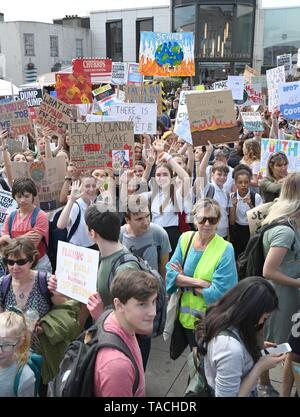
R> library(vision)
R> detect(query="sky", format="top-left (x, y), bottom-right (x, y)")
top-left (1, 0), bottom-right (300, 23)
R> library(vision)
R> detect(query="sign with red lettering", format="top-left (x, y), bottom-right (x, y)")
top-left (243, 84), bottom-right (262, 106)
top-left (72, 58), bottom-right (112, 84)
top-left (0, 100), bottom-right (32, 136)
top-left (36, 93), bottom-right (71, 135)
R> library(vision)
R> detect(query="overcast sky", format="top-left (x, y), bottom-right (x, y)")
top-left (1, 0), bottom-right (300, 23)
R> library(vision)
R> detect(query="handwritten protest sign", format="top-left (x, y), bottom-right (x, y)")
top-left (19, 88), bottom-right (43, 107)
top-left (247, 202), bottom-right (274, 236)
top-left (0, 100), bottom-right (32, 136)
top-left (243, 84), bottom-right (262, 106)
top-left (241, 112), bottom-right (264, 131)
top-left (277, 54), bottom-right (292, 74)
top-left (36, 93), bottom-right (71, 135)
top-left (56, 73), bottom-right (93, 104)
top-left (69, 121), bottom-right (134, 171)
top-left (72, 58), bottom-right (112, 84)
top-left (186, 90), bottom-right (239, 147)
top-left (0, 190), bottom-right (17, 235)
top-left (109, 103), bottom-right (157, 134)
top-left (278, 81), bottom-right (300, 119)
top-left (213, 80), bottom-right (228, 90)
top-left (243, 65), bottom-right (259, 85)
top-left (266, 66), bottom-right (286, 112)
top-left (227, 76), bottom-right (245, 101)
top-left (111, 62), bottom-right (127, 85)
top-left (260, 138), bottom-right (300, 175)
top-left (56, 241), bottom-right (99, 304)
top-left (11, 156), bottom-right (66, 211)
top-left (124, 83), bottom-right (162, 116)
top-left (174, 90), bottom-right (202, 145)
top-left (127, 63), bottom-right (143, 85)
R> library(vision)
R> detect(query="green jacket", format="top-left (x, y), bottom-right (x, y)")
top-left (35, 300), bottom-right (81, 384)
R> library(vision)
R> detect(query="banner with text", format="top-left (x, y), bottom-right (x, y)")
top-left (243, 83), bottom-right (262, 106)
top-left (19, 88), bottom-right (43, 107)
top-left (124, 83), bottom-right (162, 116)
top-left (260, 138), bottom-right (300, 175)
top-left (278, 81), bottom-right (300, 120)
top-left (277, 54), bottom-right (292, 74)
top-left (111, 62), bottom-right (127, 85)
top-left (241, 112), bottom-right (264, 131)
top-left (0, 100), bottom-right (32, 136)
top-left (72, 58), bottom-right (112, 84)
top-left (213, 80), bottom-right (228, 90)
top-left (174, 90), bottom-right (203, 145)
top-left (109, 103), bottom-right (157, 134)
top-left (36, 93), bottom-right (71, 135)
top-left (266, 66), bottom-right (286, 112)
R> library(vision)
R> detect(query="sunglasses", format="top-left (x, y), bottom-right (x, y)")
top-left (3, 258), bottom-right (30, 266)
top-left (196, 216), bottom-right (219, 225)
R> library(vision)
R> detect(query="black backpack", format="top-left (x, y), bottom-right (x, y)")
top-left (237, 219), bottom-right (294, 280)
top-left (47, 309), bottom-right (139, 397)
top-left (108, 250), bottom-right (167, 338)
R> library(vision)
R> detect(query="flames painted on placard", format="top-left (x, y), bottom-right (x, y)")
top-left (191, 116), bottom-right (236, 132)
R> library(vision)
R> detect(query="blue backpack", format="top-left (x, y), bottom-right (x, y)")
top-left (14, 352), bottom-right (43, 397)
top-left (8, 207), bottom-right (47, 248)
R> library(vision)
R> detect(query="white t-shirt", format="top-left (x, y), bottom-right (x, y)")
top-left (231, 190), bottom-right (263, 226)
top-left (206, 165), bottom-right (234, 194)
top-left (67, 198), bottom-right (95, 247)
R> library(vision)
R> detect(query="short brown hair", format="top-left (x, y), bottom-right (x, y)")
top-left (124, 195), bottom-right (149, 220)
top-left (211, 162), bottom-right (229, 175)
top-left (110, 269), bottom-right (158, 306)
top-left (2, 238), bottom-right (39, 267)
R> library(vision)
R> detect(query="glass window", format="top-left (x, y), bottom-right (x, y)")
top-left (174, 5), bottom-right (195, 32)
top-left (106, 20), bottom-right (123, 62)
top-left (75, 39), bottom-right (83, 57)
top-left (136, 18), bottom-right (153, 62)
top-left (24, 33), bottom-right (35, 56)
top-left (50, 36), bottom-right (59, 57)
top-left (232, 5), bottom-right (254, 58)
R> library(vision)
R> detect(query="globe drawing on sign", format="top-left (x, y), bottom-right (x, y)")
top-left (155, 41), bottom-right (184, 69)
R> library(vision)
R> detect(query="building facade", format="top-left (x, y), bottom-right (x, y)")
top-left (0, 19), bottom-right (91, 85)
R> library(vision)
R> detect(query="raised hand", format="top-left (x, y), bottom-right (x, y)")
top-left (69, 180), bottom-right (83, 201)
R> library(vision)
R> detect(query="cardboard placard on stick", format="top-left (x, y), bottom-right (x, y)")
top-left (186, 90), bottom-right (239, 147)
top-left (124, 84), bottom-right (162, 116)
top-left (69, 121), bottom-right (135, 171)
top-left (0, 100), bottom-right (32, 136)
top-left (241, 112), bottom-right (264, 131)
top-left (247, 202), bottom-right (274, 236)
top-left (36, 93), bottom-right (71, 135)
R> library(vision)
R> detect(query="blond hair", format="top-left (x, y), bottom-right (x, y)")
top-left (0, 311), bottom-right (30, 367)
top-left (243, 138), bottom-right (261, 163)
top-left (192, 198), bottom-right (221, 220)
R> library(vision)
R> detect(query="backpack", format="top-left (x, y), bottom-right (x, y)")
top-left (0, 176), bottom-right (11, 192)
top-left (47, 202), bottom-right (81, 271)
top-left (0, 271), bottom-right (52, 307)
top-left (108, 251), bottom-right (167, 338)
top-left (47, 309), bottom-right (140, 397)
top-left (14, 352), bottom-right (43, 397)
top-left (184, 329), bottom-right (240, 397)
top-left (237, 219), bottom-right (294, 280)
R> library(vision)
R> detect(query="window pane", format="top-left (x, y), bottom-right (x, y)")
top-left (24, 33), bottom-right (35, 56)
top-left (106, 21), bottom-right (123, 62)
top-left (174, 5), bottom-right (195, 32)
top-left (50, 36), bottom-right (59, 57)
top-left (233, 5), bottom-right (254, 58)
top-left (76, 39), bottom-right (83, 57)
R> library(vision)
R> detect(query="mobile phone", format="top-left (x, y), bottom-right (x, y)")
top-left (261, 343), bottom-right (292, 356)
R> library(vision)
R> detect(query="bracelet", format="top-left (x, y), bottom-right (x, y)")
top-left (165, 154), bottom-right (173, 162)
top-left (64, 176), bottom-right (72, 182)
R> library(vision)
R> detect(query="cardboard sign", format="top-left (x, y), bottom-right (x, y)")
top-left (241, 112), bottom-right (264, 132)
top-left (0, 100), bottom-right (32, 136)
top-left (227, 76), bottom-right (245, 101)
top-left (277, 54), bottom-right (292, 74)
top-left (174, 90), bottom-right (202, 145)
top-left (260, 138), bottom-right (300, 175)
top-left (56, 241), bottom-right (99, 304)
top-left (247, 202), bottom-right (274, 236)
top-left (213, 80), bottom-right (228, 90)
top-left (19, 88), bottom-right (43, 107)
top-left (72, 58), bottom-right (112, 84)
top-left (7, 138), bottom-right (23, 155)
top-left (109, 103), bottom-right (157, 134)
top-left (244, 65), bottom-right (259, 85)
top-left (0, 190), bottom-right (17, 235)
top-left (111, 62), bottom-right (127, 85)
top-left (127, 63), bottom-right (143, 85)
top-left (186, 90), bottom-right (239, 147)
top-left (278, 81), bottom-right (300, 119)
top-left (11, 156), bottom-right (66, 211)
top-left (56, 73), bottom-right (93, 104)
top-left (266, 66), bottom-right (286, 112)
top-left (124, 83), bottom-right (162, 116)
top-left (139, 31), bottom-right (195, 76)
top-left (69, 121), bottom-right (134, 171)
top-left (36, 93), bottom-right (71, 135)
top-left (243, 84), bottom-right (262, 106)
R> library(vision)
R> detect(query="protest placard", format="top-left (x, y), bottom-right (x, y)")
top-left (213, 80), bottom-right (228, 90)
top-left (278, 81), bottom-right (300, 119)
top-left (277, 54), bottom-right (292, 74)
top-left (56, 241), bottom-right (99, 304)
top-left (194, 85), bottom-right (205, 91)
top-left (69, 121), bottom-right (134, 171)
top-left (0, 100), bottom-right (32, 136)
top-left (111, 62), bottom-right (127, 85)
top-left (36, 93), bottom-right (71, 135)
top-left (247, 202), bottom-right (274, 236)
top-left (109, 103), bottom-right (157, 134)
top-left (139, 32), bottom-right (195, 76)
top-left (185, 90), bottom-right (239, 147)
top-left (266, 66), bottom-right (286, 112)
top-left (56, 73), bottom-right (93, 105)
top-left (124, 83), bottom-right (162, 115)
top-left (11, 156), bottom-right (66, 211)
top-left (243, 84), bottom-right (262, 106)
top-left (252, 75), bottom-right (267, 89)
top-left (260, 138), bottom-right (300, 175)
top-left (227, 76), bottom-right (245, 101)
top-left (174, 90), bottom-right (202, 145)
top-left (0, 190), bottom-right (17, 235)
top-left (243, 65), bottom-right (259, 85)
top-left (241, 112), bottom-right (264, 131)
top-left (19, 88), bottom-right (43, 107)
top-left (92, 84), bottom-right (118, 112)
top-left (127, 63), bottom-right (143, 85)
top-left (72, 58), bottom-right (112, 84)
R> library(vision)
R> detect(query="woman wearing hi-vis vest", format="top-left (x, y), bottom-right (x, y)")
top-left (166, 198), bottom-right (238, 349)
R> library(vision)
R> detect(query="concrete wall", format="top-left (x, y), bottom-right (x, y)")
top-left (252, 0), bottom-right (264, 73)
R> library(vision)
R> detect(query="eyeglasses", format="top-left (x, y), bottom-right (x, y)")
top-left (196, 216), bottom-right (219, 225)
top-left (0, 341), bottom-right (19, 353)
top-left (3, 258), bottom-right (30, 266)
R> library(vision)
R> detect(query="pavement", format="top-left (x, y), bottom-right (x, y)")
top-left (145, 335), bottom-right (295, 397)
